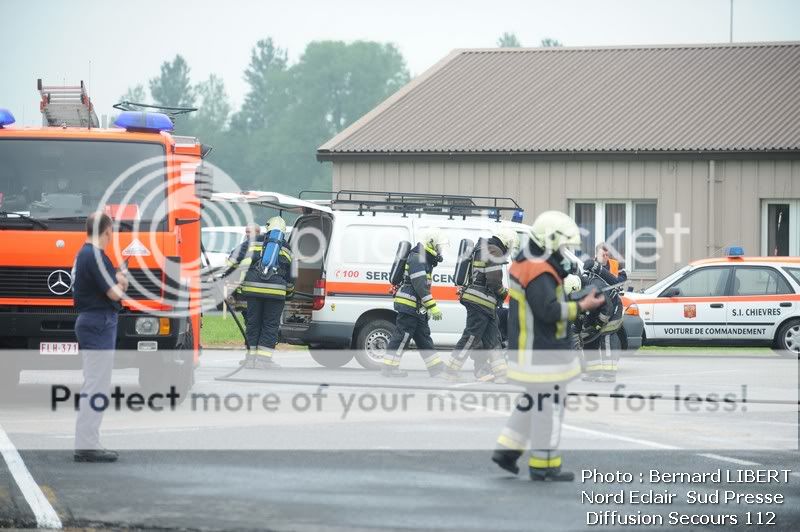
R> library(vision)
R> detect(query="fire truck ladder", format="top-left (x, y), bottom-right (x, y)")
top-left (38, 78), bottom-right (99, 128)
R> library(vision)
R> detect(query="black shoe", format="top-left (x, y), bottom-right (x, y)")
top-left (595, 373), bottom-right (616, 383)
top-left (381, 366), bottom-right (408, 377)
top-left (443, 369), bottom-right (462, 382)
top-left (428, 364), bottom-right (445, 378)
top-left (529, 467), bottom-right (575, 481)
top-left (581, 373), bottom-right (599, 382)
top-left (491, 450), bottom-right (521, 475)
top-left (74, 449), bottom-right (119, 463)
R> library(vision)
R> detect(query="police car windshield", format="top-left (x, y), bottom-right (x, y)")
top-left (643, 265), bottom-right (692, 294)
top-left (0, 139), bottom-right (166, 223)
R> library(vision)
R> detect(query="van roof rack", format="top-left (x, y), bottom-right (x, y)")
top-left (299, 190), bottom-right (521, 221)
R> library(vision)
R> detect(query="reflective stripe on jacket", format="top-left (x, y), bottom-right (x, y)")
top-left (393, 244), bottom-right (437, 315)
top-left (507, 259), bottom-right (581, 384)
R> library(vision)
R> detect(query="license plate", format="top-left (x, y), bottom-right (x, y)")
top-left (39, 342), bottom-right (79, 355)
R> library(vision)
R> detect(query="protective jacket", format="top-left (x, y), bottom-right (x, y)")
top-left (226, 235), bottom-right (295, 300)
top-left (461, 236), bottom-right (508, 313)
top-left (506, 242), bottom-right (581, 384)
top-left (393, 243), bottom-right (439, 316)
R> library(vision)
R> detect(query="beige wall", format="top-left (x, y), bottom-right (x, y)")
top-left (332, 158), bottom-right (800, 285)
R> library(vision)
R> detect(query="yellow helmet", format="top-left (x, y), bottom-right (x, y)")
top-left (494, 227), bottom-right (520, 254)
top-left (529, 211), bottom-right (581, 252)
top-left (266, 216), bottom-right (287, 233)
top-left (563, 274), bottom-right (582, 295)
top-left (419, 227), bottom-right (449, 256)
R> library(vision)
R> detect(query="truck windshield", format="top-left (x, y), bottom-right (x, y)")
top-left (0, 139), bottom-right (166, 225)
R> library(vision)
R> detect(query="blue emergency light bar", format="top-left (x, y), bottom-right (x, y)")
top-left (512, 209), bottom-right (524, 223)
top-left (725, 246), bottom-right (745, 257)
top-left (0, 108), bottom-right (15, 128)
top-left (114, 111), bottom-right (173, 132)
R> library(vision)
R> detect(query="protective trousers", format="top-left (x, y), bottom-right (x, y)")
top-left (245, 296), bottom-right (285, 359)
top-left (495, 384), bottom-right (567, 473)
top-left (583, 332), bottom-right (620, 378)
top-left (385, 312), bottom-right (443, 374)
top-left (446, 302), bottom-right (507, 378)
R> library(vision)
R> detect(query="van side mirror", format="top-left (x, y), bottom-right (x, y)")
top-left (661, 287), bottom-right (681, 298)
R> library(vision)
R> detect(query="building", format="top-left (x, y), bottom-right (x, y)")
top-left (317, 42), bottom-right (800, 284)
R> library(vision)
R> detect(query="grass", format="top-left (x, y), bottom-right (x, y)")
top-left (201, 314), bottom-right (308, 351)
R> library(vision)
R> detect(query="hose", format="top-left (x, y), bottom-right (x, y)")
top-left (199, 242), bottom-right (251, 380)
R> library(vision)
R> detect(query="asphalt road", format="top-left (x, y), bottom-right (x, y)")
top-left (1, 349), bottom-right (798, 531)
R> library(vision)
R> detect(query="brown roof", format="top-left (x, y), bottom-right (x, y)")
top-left (318, 42), bottom-right (800, 158)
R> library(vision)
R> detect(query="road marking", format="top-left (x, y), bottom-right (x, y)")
top-left (0, 423), bottom-right (62, 529)
top-left (562, 424), bottom-right (679, 450)
top-left (697, 453), bottom-right (761, 466)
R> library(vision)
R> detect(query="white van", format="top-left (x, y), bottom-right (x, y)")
top-left (281, 191), bottom-right (531, 369)
top-left (201, 226), bottom-right (248, 272)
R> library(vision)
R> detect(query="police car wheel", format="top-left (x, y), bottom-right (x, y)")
top-left (775, 319), bottom-right (800, 357)
top-left (354, 319), bottom-right (395, 370)
top-left (309, 349), bottom-right (354, 368)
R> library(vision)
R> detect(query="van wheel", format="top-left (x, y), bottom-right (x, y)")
top-left (139, 323), bottom-right (196, 403)
top-left (774, 319), bottom-right (800, 358)
top-left (309, 350), bottom-right (354, 368)
top-left (354, 319), bottom-right (396, 370)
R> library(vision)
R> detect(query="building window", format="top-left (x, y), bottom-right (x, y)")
top-left (762, 200), bottom-right (799, 256)
top-left (570, 200), bottom-right (657, 272)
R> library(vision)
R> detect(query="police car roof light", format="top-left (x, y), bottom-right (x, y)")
top-left (113, 111), bottom-right (174, 132)
top-left (0, 108), bottom-right (16, 128)
top-left (512, 209), bottom-right (524, 223)
top-left (725, 246), bottom-right (745, 257)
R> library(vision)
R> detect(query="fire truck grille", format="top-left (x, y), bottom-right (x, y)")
top-left (0, 267), bottom-right (163, 300)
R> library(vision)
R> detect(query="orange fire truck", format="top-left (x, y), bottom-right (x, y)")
top-left (0, 80), bottom-right (210, 397)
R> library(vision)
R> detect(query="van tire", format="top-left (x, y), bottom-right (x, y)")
top-left (309, 350), bottom-right (354, 368)
top-left (774, 318), bottom-right (800, 358)
top-left (354, 319), bottom-right (396, 370)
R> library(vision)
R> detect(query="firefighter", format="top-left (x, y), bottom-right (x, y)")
top-left (446, 228), bottom-right (519, 383)
top-left (383, 229), bottom-right (448, 378)
top-left (226, 216), bottom-right (294, 369)
top-left (491, 211), bottom-right (604, 481)
top-left (581, 243), bottom-right (626, 383)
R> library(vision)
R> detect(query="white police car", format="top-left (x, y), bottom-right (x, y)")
top-left (623, 247), bottom-right (800, 354)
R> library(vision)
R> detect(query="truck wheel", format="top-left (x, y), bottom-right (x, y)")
top-left (774, 319), bottom-right (800, 358)
top-left (354, 319), bottom-right (396, 370)
top-left (139, 323), bottom-right (196, 403)
top-left (309, 349), bottom-right (354, 368)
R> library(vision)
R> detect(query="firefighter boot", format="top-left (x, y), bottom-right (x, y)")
top-left (381, 366), bottom-right (408, 377)
top-left (491, 449), bottom-right (521, 475)
top-left (250, 356), bottom-right (281, 370)
top-left (530, 467), bottom-right (576, 482)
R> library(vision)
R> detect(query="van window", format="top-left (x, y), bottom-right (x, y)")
top-left (340, 224), bottom-right (411, 264)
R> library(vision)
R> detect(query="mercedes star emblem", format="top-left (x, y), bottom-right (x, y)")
top-left (47, 270), bottom-right (72, 295)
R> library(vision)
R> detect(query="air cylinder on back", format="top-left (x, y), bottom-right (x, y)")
top-left (389, 241), bottom-right (412, 286)
top-left (453, 238), bottom-right (475, 287)
top-left (261, 228), bottom-right (285, 275)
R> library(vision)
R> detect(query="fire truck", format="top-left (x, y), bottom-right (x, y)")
top-left (0, 80), bottom-right (211, 398)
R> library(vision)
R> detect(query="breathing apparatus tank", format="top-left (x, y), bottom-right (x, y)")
top-left (453, 238), bottom-right (476, 287)
top-left (260, 228), bottom-right (285, 277)
top-left (389, 241), bottom-right (412, 287)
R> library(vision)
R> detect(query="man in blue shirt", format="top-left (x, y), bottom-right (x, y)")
top-left (71, 212), bottom-right (128, 463)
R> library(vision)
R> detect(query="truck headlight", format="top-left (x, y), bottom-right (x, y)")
top-left (135, 317), bottom-right (160, 335)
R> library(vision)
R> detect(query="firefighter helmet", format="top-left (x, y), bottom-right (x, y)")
top-left (419, 228), bottom-right (449, 256)
top-left (529, 211), bottom-right (581, 252)
top-left (564, 274), bottom-right (582, 295)
top-left (494, 227), bottom-right (520, 254)
top-left (266, 216), bottom-right (287, 233)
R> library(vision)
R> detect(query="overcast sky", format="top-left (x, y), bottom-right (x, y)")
top-left (1, 0), bottom-right (798, 126)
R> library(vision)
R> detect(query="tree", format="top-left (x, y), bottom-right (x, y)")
top-left (194, 74), bottom-right (231, 131)
top-left (497, 32), bottom-right (522, 48)
top-left (540, 37), bottom-right (563, 47)
top-left (149, 55), bottom-right (196, 109)
top-left (232, 38), bottom-right (289, 131)
top-left (120, 84), bottom-right (147, 104)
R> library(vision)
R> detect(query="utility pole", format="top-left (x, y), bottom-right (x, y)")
top-left (729, 0), bottom-right (734, 43)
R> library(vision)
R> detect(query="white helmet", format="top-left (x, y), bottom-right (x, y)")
top-left (529, 211), bottom-right (581, 253)
top-left (266, 216), bottom-right (287, 233)
top-left (563, 274), bottom-right (582, 295)
top-left (419, 227), bottom-right (449, 256)
top-left (494, 227), bottom-right (520, 254)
